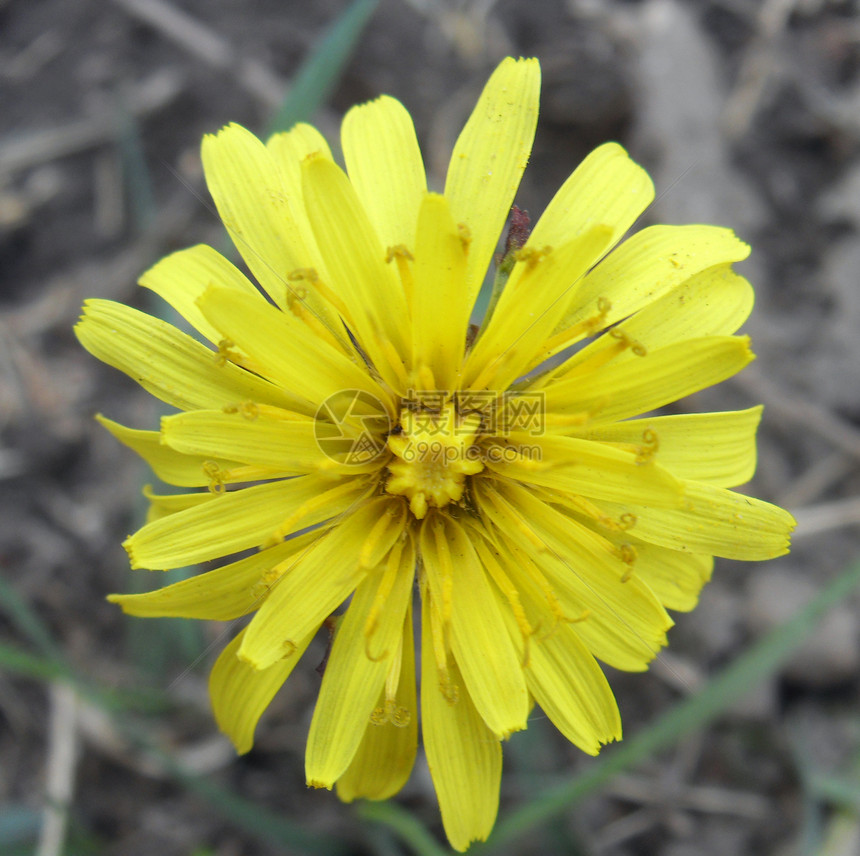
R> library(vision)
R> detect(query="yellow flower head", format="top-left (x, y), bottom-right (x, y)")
top-left (75, 58), bottom-right (795, 851)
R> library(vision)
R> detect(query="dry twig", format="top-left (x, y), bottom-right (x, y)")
top-left (0, 70), bottom-right (183, 176)
top-left (722, 0), bottom-right (800, 139)
top-left (733, 369), bottom-right (860, 461)
top-left (36, 682), bottom-right (80, 856)
top-left (792, 495), bottom-right (860, 539)
top-left (110, 0), bottom-right (285, 108)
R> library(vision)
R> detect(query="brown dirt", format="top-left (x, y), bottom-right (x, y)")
top-left (3, 0), bottom-right (860, 854)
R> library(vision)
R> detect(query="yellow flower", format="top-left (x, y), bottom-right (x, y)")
top-left (75, 57), bottom-right (795, 851)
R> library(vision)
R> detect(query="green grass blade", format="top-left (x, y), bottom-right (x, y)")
top-left (0, 605), bottom-right (169, 715)
top-left (0, 642), bottom-right (67, 681)
top-left (0, 637), bottom-right (345, 855)
top-left (148, 746), bottom-right (353, 855)
top-left (356, 801), bottom-right (451, 856)
top-left (0, 572), bottom-right (64, 660)
top-left (115, 99), bottom-right (157, 232)
top-left (266, 0), bottom-right (379, 136)
top-left (124, 568), bottom-right (206, 682)
top-left (477, 558), bottom-right (860, 852)
top-left (810, 774), bottom-right (860, 810)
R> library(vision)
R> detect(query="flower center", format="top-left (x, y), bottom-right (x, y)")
top-left (384, 400), bottom-right (485, 519)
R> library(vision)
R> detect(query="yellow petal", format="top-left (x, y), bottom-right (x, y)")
top-left (486, 433), bottom-right (683, 508)
top-left (544, 336), bottom-right (755, 425)
top-left (301, 154), bottom-right (411, 388)
top-left (267, 122), bottom-right (333, 195)
top-left (513, 540), bottom-right (664, 672)
top-left (125, 475), bottom-right (370, 570)
top-left (516, 613), bottom-right (622, 753)
top-left (266, 122), bottom-right (333, 230)
top-left (201, 124), bottom-right (312, 308)
top-left (621, 543), bottom-right (713, 612)
top-left (196, 285), bottom-right (391, 411)
top-left (564, 264), bottom-right (754, 374)
top-left (612, 264), bottom-right (754, 347)
top-left (556, 224), bottom-right (750, 334)
top-left (411, 193), bottom-right (471, 391)
top-left (420, 516), bottom-right (528, 738)
top-left (582, 407), bottom-right (762, 488)
top-left (264, 123), bottom-right (351, 345)
top-left (109, 530), bottom-right (327, 620)
top-left (342, 95), bottom-right (427, 251)
top-left (142, 486), bottom-right (216, 523)
top-left (445, 57), bottom-right (540, 304)
top-left (138, 244), bottom-right (259, 344)
top-left (421, 596), bottom-right (501, 852)
top-left (477, 482), bottom-right (672, 671)
top-left (75, 300), bottom-right (297, 413)
top-left (239, 499), bottom-right (397, 671)
top-left (336, 602), bottom-right (418, 802)
top-left (600, 480), bottom-right (795, 560)
top-left (529, 142), bottom-right (654, 253)
top-left (160, 407), bottom-right (362, 475)
top-left (464, 226), bottom-right (612, 390)
top-left (210, 627), bottom-right (315, 754)
top-left (306, 538), bottom-right (415, 787)
top-left (96, 414), bottom-right (245, 487)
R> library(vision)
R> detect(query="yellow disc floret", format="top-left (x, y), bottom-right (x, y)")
top-left (385, 400), bottom-right (485, 519)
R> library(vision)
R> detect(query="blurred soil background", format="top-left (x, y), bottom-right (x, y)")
top-left (3, 0), bottom-right (860, 854)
